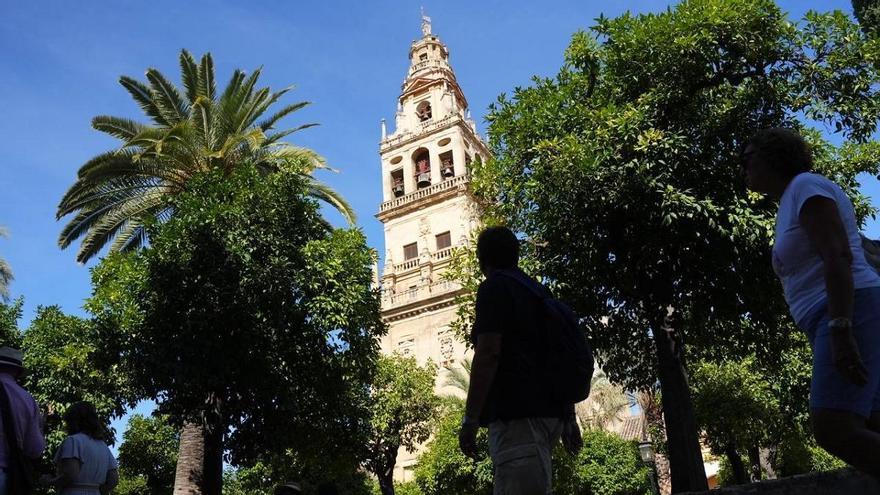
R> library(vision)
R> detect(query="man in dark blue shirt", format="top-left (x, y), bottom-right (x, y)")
top-left (458, 226), bottom-right (581, 494)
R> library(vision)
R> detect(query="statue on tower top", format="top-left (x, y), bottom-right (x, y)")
top-left (420, 7), bottom-right (432, 36)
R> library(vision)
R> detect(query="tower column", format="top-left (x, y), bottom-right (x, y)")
top-left (452, 134), bottom-right (468, 177)
top-left (429, 145), bottom-right (442, 186)
top-left (404, 148), bottom-right (417, 194)
top-left (382, 159), bottom-right (392, 199)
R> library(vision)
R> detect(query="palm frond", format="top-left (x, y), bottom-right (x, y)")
top-left (241, 86), bottom-right (292, 129)
top-left (197, 53), bottom-right (216, 101)
top-left (0, 259), bottom-right (12, 302)
top-left (146, 68), bottom-right (189, 123)
top-left (179, 49), bottom-right (200, 104)
top-left (264, 145), bottom-right (330, 172)
top-left (73, 191), bottom-right (168, 263)
top-left (119, 76), bottom-right (168, 126)
top-left (303, 179), bottom-right (356, 225)
top-left (92, 116), bottom-right (147, 141)
top-left (0, 227), bottom-right (12, 301)
top-left (258, 101), bottom-right (311, 132)
top-left (263, 124), bottom-right (319, 146)
top-left (191, 96), bottom-right (215, 151)
top-left (109, 219), bottom-right (149, 253)
top-left (58, 178), bottom-right (172, 248)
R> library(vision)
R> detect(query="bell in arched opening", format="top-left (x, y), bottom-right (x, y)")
top-left (414, 149), bottom-right (431, 188)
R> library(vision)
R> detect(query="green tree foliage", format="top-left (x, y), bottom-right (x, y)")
top-left (474, 1), bottom-right (880, 490)
top-left (414, 401), bottom-right (493, 495)
top-left (223, 461), bottom-right (375, 495)
top-left (90, 165), bottom-right (383, 493)
top-left (364, 355), bottom-right (440, 495)
top-left (553, 429), bottom-right (651, 495)
top-left (22, 306), bottom-right (138, 450)
top-left (117, 414), bottom-right (180, 495)
top-left (0, 298), bottom-right (23, 348)
top-left (0, 227), bottom-right (13, 301)
top-left (854, 0), bottom-right (880, 33)
top-left (57, 49), bottom-right (354, 264)
top-left (691, 358), bottom-right (782, 483)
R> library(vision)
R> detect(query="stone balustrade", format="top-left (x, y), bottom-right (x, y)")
top-left (380, 174), bottom-right (469, 213)
top-left (432, 247), bottom-right (455, 261)
top-left (383, 279), bottom-right (460, 308)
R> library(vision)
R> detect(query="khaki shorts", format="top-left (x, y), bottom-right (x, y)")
top-left (488, 417), bottom-right (562, 495)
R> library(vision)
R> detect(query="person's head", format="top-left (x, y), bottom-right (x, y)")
top-left (476, 226), bottom-right (520, 275)
top-left (0, 346), bottom-right (24, 378)
top-left (63, 401), bottom-right (103, 439)
top-left (741, 127), bottom-right (813, 197)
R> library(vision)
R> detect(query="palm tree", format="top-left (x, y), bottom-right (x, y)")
top-left (576, 371), bottom-right (631, 430)
top-left (57, 50), bottom-right (357, 495)
top-left (441, 357), bottom-right (472, 406)
top-left (57, 49), bottom-right (355, 264)
top-left (0, 227), bottom-right (13, 301)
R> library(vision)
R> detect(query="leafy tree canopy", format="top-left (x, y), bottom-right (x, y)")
top-left (854, 0), bottom-right (880, 33)
top-left (414, 401), bottom-right (493, 495)
top-left (117, 414), bottom-right (180, 495)
top-left (553, 429), bottom-right (651, 495)
top-left (89, 164), bottom-right (383, 475)
top-left (478, 0), bottom-right (880, 389)
top-left (364, 355), bottom-right (439, 495)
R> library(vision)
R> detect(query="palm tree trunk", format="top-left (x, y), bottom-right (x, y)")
top-left (173, 422), bottom-right (205, 495)
top-left (172, 420), bottom-right (224, 495)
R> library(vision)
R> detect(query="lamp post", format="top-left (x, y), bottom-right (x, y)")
top-left (639, 441), bottom-right (660, 495)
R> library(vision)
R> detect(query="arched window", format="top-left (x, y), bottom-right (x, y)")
top-left (416, 101), bottom-right (432, 122)
top-left (413, 148), bottom-right (431, 188)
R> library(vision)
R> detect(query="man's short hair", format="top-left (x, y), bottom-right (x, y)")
top-left (745, 127), bottom-right (813, 179)
top-left (477, 226), bottom-right (520, 270)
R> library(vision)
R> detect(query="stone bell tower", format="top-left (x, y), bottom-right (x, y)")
top-left (376, 12), bottom-right (490, 481)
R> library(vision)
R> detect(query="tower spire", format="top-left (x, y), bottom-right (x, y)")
top-left (420, 7), bottom-right (432, 36)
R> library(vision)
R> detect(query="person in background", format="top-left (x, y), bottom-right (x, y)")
top-left (0, 346), bottom-right (45, 495)
top-left (43, 401), bottom-right (118, 495)
top-left (741, 127), bottom-right (880, 475)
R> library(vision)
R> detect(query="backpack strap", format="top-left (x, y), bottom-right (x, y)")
top-left (495, 269), bottom-right (549, 300)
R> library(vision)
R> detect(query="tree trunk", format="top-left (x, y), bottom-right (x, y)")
top-left (378, 468), bottom-right (395, 495)
top-left (748, 444), bottom-right (762, 482)
top-left (725, 444), bottom-right (748, 485)
top-left (760, 446), bottom-right (778, 480)
top-left (202, 422), bottom-right (224, 495)
top-left (173, 422), bottom-right (205, 495)
top-left (653, 324), bottom-right (708, 493)
top-left (172, 420), bottom-right (224, 495)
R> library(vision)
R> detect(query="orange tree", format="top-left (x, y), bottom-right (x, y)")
top-left (475, 1), bottom-right (880, 491)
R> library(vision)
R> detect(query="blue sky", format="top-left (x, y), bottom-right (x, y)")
top-left (0, 0), bottom-right (869, 438)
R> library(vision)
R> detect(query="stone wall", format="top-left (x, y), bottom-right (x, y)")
top-left (681, 469), bottom-right (880, 495)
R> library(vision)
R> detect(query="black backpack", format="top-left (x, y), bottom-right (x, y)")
top-left (497, 270), bottom-right (594, 404)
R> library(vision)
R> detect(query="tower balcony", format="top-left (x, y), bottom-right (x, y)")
top-left (377, 174), bottom-right (469, 220)
top-left (382, 278), bottom-right (461, 310)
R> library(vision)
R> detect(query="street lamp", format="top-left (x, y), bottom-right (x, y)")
top-left (639, 441), bottom-right (660, 495)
